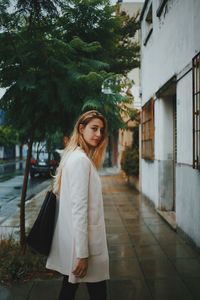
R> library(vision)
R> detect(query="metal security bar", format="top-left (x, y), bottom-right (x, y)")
top-left (192, 52), bottom-right (200, 169)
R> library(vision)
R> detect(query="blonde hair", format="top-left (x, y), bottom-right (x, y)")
top-left (53, 110), bottom-right (108, 195)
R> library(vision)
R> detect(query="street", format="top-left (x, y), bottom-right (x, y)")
top-left (0, 160), bottom-right (52, 225)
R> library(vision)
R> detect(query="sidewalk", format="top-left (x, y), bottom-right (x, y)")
top-left (1, 173), bottom-right (200, 299)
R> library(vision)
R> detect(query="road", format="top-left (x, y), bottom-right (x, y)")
top-left (0, 160), bottom-right (52, 225)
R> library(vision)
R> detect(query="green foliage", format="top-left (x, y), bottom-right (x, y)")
top-left (0, 237), bottom-right (56, 285)
top-left (58, 0), bottom-right (140, 75)
top-left (0, 126), bottom-right (19, 146)
top-left (0, 0), bottom-right (140, 138)
top-left (83, 75), bottom-right (134, 132)
top-left (121, 146), bottom-right (139, 177)
top-left (0, 26), bottom-right (107, 140)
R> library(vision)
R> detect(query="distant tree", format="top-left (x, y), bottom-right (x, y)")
top-left (0, 126), bottom-right (19, 146)
top-left (121, 146), bottom-right (139, 183)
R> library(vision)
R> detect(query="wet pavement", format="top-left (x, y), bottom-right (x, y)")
top-left (0, 170), bottom-right (51, 226)
top-left (1, 172), bottom-right (200, 299)
top-left (0, 160), bottom-right (25, 182)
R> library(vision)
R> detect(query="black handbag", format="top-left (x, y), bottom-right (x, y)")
top-left (26, 191), bottom-right (57, 256)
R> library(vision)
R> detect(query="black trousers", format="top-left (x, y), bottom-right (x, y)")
top-left (58, 276), bottom-right (107, 300)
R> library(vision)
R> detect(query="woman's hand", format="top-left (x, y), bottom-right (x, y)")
top-left (72, 258), bottom-right (88, 278)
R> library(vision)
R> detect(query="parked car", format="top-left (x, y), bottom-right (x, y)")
top-left (30, 151), bottom-right (60, 178)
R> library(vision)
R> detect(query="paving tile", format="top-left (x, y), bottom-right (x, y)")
top-left (140, 211), bottom-right (158, 218)
top-left (108, 244), bottom-right (136, 258)
top-left (28, 279), bottom-right (61, 300)
top-left (140, 258), bottom-right (179, 279)
top-left (105, 212), bottom-right (120, 221)
top-left (153, 232), bottom-right (185, 245)
top-left (129, 232), bottom-right (158, 247)
top-left (147, 223), bottom-right (175, 235)
top-left (114, 201), bottom-right (134, 207)
top-left (109, 279), bottom-right (152, 300)
top-left (125, 224), bottom-right (151, 235)
top-left (163, 243), bottom-right (199, 259)
top-left (143, 217), bottom-right (166, 226)
top-left (0, 282), bottom-right (33, 300)
top-left (119, 211), bottom-right (139, 218)
top-left (76, 283), bottom-right (91, 300)
top-left (106, 225), bottom-right (127, 234)
top-left (183, 277), bottom-right (200, 300)
top-left (107, 232), bottom-right (131, 245)
top-left (117, 206), bottom-right (138, 212)
top-left (109, 258), bottom-right (143, 279)
top-left (105, 218), bottom-right (124, 226)
top-left (146, 278), bottom-right (193, 300)
top-left (135, 245), bottom-right (168, 260)
top-left (172, 258), bottom-right (200, 278)
top-left (123, 218), bottom-right (145, 226)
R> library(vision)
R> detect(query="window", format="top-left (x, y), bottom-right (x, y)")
top-left (141, 98), bottom-right (154, 160)
top-left (156, 0), bottom-right (168, 17)
top-left (143, 3), bottom-right (153, 46)
top-left (192, 52), bottom-right (200, 170)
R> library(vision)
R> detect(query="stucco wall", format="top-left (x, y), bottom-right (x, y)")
top-left (140, 0), bottom-right (200, 247)
top-left (141, 159), bottom-right (159, 207)
top-left (154, 97), bottom-right (174, 161)
top-left (176, 72), bottom-right (193, 165)
top-left (141, 0), bottom-right (200, 102)
top-left (176, 164), bottom-right (200, 247)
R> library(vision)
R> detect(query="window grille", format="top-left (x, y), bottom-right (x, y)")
top-left (156, 0), bottom-right (168, 17)
top-left (193, 52), bottom-right (200, 169)
top-left (141, 98), bottom-right (154, 160)
top-left (144, 3), bottom-right (153, 46)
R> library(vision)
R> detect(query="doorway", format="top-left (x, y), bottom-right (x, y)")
top-left (156, 76), bottom-right (177, 228)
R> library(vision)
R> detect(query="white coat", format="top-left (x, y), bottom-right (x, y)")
top-left (46, 148), bottom-right (110, 283)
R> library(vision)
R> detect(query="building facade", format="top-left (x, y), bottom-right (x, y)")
top-left (140, 0), bottom-right (200, 247)
top-left (117, 1), bottom-right (144, 170)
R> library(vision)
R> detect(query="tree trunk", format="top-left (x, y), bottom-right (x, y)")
top-left (19, 144), bottom-right (23, 160)
top-left (108, 135), bottom-right (112, 167)
top-left (111, 130), bottom-right (119, 167)
top-left (20, 135), bottom-right (34, 250)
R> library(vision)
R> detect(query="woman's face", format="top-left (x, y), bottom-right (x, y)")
top-left (80, 118), bottom-right (104, 148)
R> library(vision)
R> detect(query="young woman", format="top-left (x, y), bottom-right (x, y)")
top-left (46, 110), bottom-right (110, 300)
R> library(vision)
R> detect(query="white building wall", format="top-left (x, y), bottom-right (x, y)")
top-left (15, 145), bottom-right (20, 159)
top-left (141, 0), bottom-right (200, 103)
top-left (140, 0), bottom-right (200, 247)
top-left (141, 159), bottom-right (159, 207)
top-left (176, 165), bottom-right (200, 246)
top-left (0, 146), bottom-right (4, 159)
top-left (176, 70), bottom-right (200, 246)
top-left (176, 72), bottom-right (193, 165)
top-left (120, 2), bottom-right (143, 109)
top-left (155, 97), bottom-right (174, 161)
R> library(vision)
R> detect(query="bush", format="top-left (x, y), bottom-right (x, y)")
top-left (121, 146), bottom-right (139, 178)
top-left (0, 238), bottom-right (57, 286)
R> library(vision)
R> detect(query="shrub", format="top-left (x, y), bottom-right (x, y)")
top-left (121, 146), bottom-right (139, 178)
top-left (0, 238), bottom-right (57, 286)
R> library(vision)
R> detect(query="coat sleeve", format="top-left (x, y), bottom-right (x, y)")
top-left (68, 155), bottom-right (90, 258)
